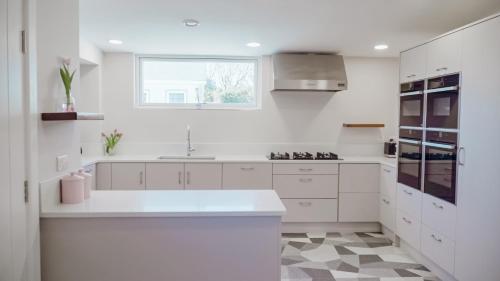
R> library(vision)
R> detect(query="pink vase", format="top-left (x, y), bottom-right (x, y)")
top-left (61, 173), bottom-right (84, 204)
top-left (77, 169), bottom-right (92, 199)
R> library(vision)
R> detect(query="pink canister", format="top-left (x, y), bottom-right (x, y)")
top-left (77, 169), bottom-right (92, 199)
top-left (61, 173), bottom-right (85, 204)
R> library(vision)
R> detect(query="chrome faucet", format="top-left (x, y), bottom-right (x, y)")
top-left (186, 125), bottom-right (195, 156)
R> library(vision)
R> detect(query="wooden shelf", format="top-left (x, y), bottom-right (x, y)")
top-left (343, 123), bottom-right (385, 128)
top-left (41, 112), bottom-right (104, 121)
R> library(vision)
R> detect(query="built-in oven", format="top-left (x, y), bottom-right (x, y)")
top-left (398, 138), bottom-right (422, 191)
top-left (423, 132), bottom-right (457, 204)
top-left (400, 80), bottom-right (425, 128)
top-left (426, 74), bottom-right (460, 130)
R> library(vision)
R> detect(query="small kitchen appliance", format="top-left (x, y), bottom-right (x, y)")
top-left (384, 139), bottom-right (397, 158)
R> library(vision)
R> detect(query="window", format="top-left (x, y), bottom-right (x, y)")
top-left (136, 56), bottom-right (259, 109)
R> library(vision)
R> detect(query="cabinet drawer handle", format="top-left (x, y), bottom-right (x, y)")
top-left (382, 198), bottom-right (390, 205)
top-left (431, 234), bottom-right (443, 243)
top-left (432, 202), bottom-right (444, 209)
top-left (402, 217), bottom-right (412, 224)
top-left (383, 168), bottom-right (391, 173)
top-left (436, 67), bottom-right (448, 72)
top-left (406, 74), bottom-right (416, 78)
top-left (299, 178), bottom-right (313, 183)
top-left (178, 171), bottom-right (182, 185)
top-left (186, 171), bottom-right (191, 185)
top-left (298, 201), bottom-right (312, 207)
top-left (240, 167), bottom-right (255, 171)
top-left (403, 189), bottom-right (413, 196)
top-left (299, 168), bottom-right (313, 172)
top-left (139, 172), bottom-right (143, 185)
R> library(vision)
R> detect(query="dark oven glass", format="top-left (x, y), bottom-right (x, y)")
top-left (426, 74), bottom-right (460, 129)
top-left (398, 141), bottom-right (422, 190)
top-left (424, 143), bottom-right (457, 204)
top-left (399, 128), bottom-right (423, 140)
top-left (400, 80), bottom-right (424, 127)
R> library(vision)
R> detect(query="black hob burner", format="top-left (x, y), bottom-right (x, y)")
top-left (268, 152), bottom-right (341, 160)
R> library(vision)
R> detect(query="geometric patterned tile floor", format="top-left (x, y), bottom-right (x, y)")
top-left (282, 232), bottom-right (440, 281)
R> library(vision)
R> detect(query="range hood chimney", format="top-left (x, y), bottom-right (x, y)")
top-left (271, 53), bottom-right (348, 92)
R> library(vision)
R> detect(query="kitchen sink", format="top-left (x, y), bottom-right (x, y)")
top-left (157, 155), bottom-right (216, 160)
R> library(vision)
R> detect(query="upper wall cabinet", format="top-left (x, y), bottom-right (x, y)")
top-left (400, 45), bottom-right (427, 83)
top-left (426, 31), bottom-right (462, 78)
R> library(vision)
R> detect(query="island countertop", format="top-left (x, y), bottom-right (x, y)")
top-left (40, 189), bottom-right (287, 218)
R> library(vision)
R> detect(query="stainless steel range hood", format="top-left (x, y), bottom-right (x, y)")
top-left (271, 53), bottom-right (348, 92)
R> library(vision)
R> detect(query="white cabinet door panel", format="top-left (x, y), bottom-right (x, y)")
top-left (96, 163), bottom-right (112, 190)
top-left (421, 225), bottom-right (455, 274)
top-left (380, 194), bottom-right (396, 232)
top-left (185, 163), bottom-right (222, 189)
top-left (396, 209), bottom-right (421, 250)
top-left (339, 193), bottom-right (379, 222)
top-left (400, 46), bottom-right (427, 82)
top-left (273, 164), bottom-right (338, 175)
top-left (380, 164), bottom-right (396, 201)
top-left (281, 199), bottom-right (338, 222)
top-left (396, 184), bottom-right (422, 221)
top-left (426, 31), bottom-right (462, 78)
top-left (421, 194), bottom-right (456, 240)
top-left (273, 175), bottom-right (338, 198)
top-left (111, 163), bottom-right (146, 190)
top-left (223, 163), bottom-right (272, 189)
top-left (146, 163), bottom-right (184, 190)
top-left (339, 164), bottom-right (380, 192)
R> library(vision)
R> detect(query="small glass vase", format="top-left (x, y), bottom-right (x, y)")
top-left (104, 145), bottom-right (116, 156)
top-left (58, 93), bottom-right (76, 112)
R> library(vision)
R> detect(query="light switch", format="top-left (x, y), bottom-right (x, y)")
top-left (56, 155), bottom-right (68, 172)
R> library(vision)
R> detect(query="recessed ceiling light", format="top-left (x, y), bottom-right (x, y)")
top-left (246, 42), bottom-right (261, 48)
top-left (374, 44), bottom-right (388, 50)
top-left (108, 39), bottom-right (123, 45)
top-left (183, 19), bottom-right (200, 27)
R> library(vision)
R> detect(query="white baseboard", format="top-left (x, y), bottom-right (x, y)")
top-left (281, 222), bottom-right (381, 233)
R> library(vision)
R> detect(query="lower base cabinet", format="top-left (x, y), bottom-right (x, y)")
top-left (421, 224), bottom-right (455, 274)
top-left (379, 194), bottom-right (396, 231)
top-left (281, 199), bottom-right (338, 222)
top-left (396, 209), bottom-right (421, 250)
top-left (338, 193), bottom-right (379, 222)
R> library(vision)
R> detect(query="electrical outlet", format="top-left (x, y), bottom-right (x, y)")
top-left (56, 155), bottom-right (68, 172)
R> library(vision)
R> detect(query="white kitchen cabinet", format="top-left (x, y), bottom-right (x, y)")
top-left (454, 16), bottom-right (500, 281)
top-left (146, 163), bottom-right (184, 190)
top-left (111, 163), bottom-right (146, 190)
top-left (273, 163), bottom-right (338, 175)
top-left (281, 199), bottom-right (338, 222)
top-left (396, 209), bottom-right (421, 250)
top-left (83, 164), bottom-right (97, 190)
top-left (421, 194), bottom-right (456, 240)
top-left (396, 184), bottom-right (422, 222)
top-left (380, 165), bottom-right (396, 200)
top-left (421, 225), bottom-right (455, 274)
top-left (96, 163), bottom-right (112, 190)
top-left (222, 163), bottom-right (272, 189)
top-left (400, 45), bottom-right (427, 82)
top-left (185, 163), bottom-right (222, 189)
top-left (273, 175), bottom-right (338, 198)
top-left (426, 31), bottom-right (462, 78)
top-left (379, 194), bottom-right (395, 231)
top-left (339, 164), bottom-right (379, 192)
top-left (338, 193), bottom-right (379, 222)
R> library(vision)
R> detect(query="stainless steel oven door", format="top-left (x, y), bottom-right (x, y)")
top-left (398, 139), bottom-right (422, 190)
top-left (423, 141), bottom-right (457, 204)
top-left (426, 86), bottom-right (459, 129)
top-left (400, 92), bottom-right (424, 128)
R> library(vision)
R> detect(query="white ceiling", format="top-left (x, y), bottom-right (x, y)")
top-left (80, 0), bottom-right (500, 57)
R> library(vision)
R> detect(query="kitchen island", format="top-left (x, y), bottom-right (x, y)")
top-left (40, 190), bottom-right (286, 281)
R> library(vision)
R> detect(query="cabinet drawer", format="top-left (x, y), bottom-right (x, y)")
top-left (397, 183), bottom-right (422, 221)
top-left (281, 199), bottom-right (338, 222)
top-left (273, 175), bottom-right (338, 198)
top-left (146, 163), bottom-right (184, 190)
top-left (339, 193), bottom-right (379, 222)
top-left (380, 194), bottom-right (396, 232)
top-left (339, 164), bottom-right (380, 192)
top-left (185, 163), bottom-right (222, 190)
top-left (421, 225), bottom-right (455, 274)
top-left (273, 164), bottom-right (338, 175)
top-left (380, 165), bottom-right (396, 200)
top-left (396, 209), bottom-right (421, 250)
top-left (111, 163), bottom-right (146, 190)
top-left (96, 163), bottom-right (111, 190)
top-left (422, 194), bottom-right (457, 240)
top-left (223, 163), bottom-right (272, 189)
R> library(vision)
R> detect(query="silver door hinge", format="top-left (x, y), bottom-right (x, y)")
top-left (21, 30), bottom-right (26, 54)
top-left (24, 180), bottom-right (29, 203)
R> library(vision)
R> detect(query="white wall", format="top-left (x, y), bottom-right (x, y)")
top-left (37, 0), bottom-right (81, 181)
top-left (83, 54), bottom-right (398, 156)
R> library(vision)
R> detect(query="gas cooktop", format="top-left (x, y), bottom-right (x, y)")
top-left (267, 152), bottom-right (341, 160)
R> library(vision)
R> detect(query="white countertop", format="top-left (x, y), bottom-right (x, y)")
top-left (82, 155), bottom-right (397, 167)
top-left (40, 190), bottom-right (286, 218)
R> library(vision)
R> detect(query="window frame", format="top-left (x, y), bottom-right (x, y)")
top-left (135, 55), bottom-right (261, 110)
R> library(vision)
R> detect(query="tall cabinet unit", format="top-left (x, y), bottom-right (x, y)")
top-left (398, 14), bottom-right (500, 281)
top-left (454, 16), bottom-right (500, 281)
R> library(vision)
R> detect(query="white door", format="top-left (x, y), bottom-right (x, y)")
top-left (400, 45), bottom-right (427, 82)
top-left (146, 163), bottom-right (184, 190)
top-left (185, 163), bottom-right (222, 189)
top-left (111, 163), bottom-right (146, 190)
top-left (426, 31), bottom-right (462, 78)
top-left (454, 16), bottom-right (500, 281)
